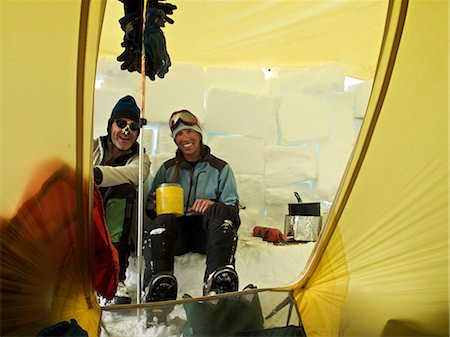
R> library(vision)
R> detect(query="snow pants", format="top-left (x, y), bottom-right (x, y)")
top-left (100, 183), bottom-right (136, 282)
top-left (143, 202), bottom-right (240, 287)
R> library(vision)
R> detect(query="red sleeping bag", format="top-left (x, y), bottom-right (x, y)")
top-left (93, 185), bottom-right (119, 300)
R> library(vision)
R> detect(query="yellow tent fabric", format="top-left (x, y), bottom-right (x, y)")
top-left (1, 0), bottom-right (448, 336)
top-left (295, 0), bottom-right (448, 336)
top-left (1, 0), bottom-right (105, 335)
top-left (99, 0), bottom-right (388, 80)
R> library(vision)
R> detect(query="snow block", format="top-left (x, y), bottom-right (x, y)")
top-left (269, 63), bottom-right (345, 95)
top-left (263, 205), bottom-right (286, 232)
top-left (316, 140), bottom-right (354, 201)
top-left (348, 79), bottom-right (373, 119)
top-left (141, 128), bottom-right (155, 156)
top-left (265, 183), bottom-right (314, 206)
top-left (326, 92), bottom-right (357, 144)
top-left (205, 66), bottom-right (266, 93)
top-left (278, 95), bottom-right (330, 143)
top-left (207, 135), bottom-right (265, 175)
top-left (149, 152), bottom-right (175, 179)
top-left (204, 88), bottom-right (279, 138)
top-left (264, 145), bottom-right (318, 185)
top-left (156, 125), bottom-right (177, 155)
top-left (146, 64), bottom-right (206, 123)
top-left (238, 209), bottom-right (265, 234)
top-left (96, 56), bottom-right (141, 91)
top-left (235, 174), bottom-right (265, 210)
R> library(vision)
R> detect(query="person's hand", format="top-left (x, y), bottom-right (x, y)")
top-left (188, 199), bottom-right (215, 215)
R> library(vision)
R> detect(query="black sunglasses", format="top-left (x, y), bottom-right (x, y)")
top-left (114, 118), bottom-right (139, 131)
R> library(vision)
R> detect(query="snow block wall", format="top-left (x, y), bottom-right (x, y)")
top-left (94, 56), bottom-right (372, 234)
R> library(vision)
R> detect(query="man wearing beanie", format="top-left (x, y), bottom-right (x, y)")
top-left (93, 95), bottom-right (151, 305)
top-left (143, 110), bottom-right (241, 306)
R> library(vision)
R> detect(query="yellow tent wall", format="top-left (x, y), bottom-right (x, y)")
top-left (296, 1), bottom-right (448, 336)
top-left (1, 0), bottom-right (448, 336)
top-left (99, 0), bottom-right (388, 80)
top-left (1, 0), bottom-right (105, 335)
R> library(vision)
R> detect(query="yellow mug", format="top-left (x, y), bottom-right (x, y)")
top-left (155, 183), bottom-right (184, 217)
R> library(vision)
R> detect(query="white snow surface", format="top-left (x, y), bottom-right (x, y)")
top-left (100, 231), bottom-right (315, 337)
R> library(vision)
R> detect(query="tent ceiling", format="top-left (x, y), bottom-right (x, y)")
top-left (99, 0), bottom-right (388, 80)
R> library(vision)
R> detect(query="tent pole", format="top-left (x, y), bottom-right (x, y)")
top-left (136, 0), bottom-right (149, 305)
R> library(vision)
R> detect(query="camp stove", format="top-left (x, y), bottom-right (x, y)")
top-left (284, 193), bottom-right (322, 242)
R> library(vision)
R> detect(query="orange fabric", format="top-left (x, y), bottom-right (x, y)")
top-left (0, 165), bottom-right (99, 335)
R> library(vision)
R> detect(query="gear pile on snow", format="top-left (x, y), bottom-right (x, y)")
top-left (117, 0), bottom-right (176, 80)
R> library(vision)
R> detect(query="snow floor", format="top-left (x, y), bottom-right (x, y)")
top-left (100, 231), bottom-right (315, 337)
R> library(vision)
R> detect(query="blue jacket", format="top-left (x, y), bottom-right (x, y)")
top-left (146, 145), bottom-right (239, 216)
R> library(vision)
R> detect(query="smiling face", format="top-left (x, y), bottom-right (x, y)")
top-left (175, 129), bottom-right (202, 162)
top-left (110, 118), bottom-right (139, 152)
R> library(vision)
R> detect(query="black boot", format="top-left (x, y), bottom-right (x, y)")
top-left (145, 273), bottom-right (177, 327)
top-left (203, 266), bottom-right (239, 296)
top-left (145, 273), bottom-right (177, 302)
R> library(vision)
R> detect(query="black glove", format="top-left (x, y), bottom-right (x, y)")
top-left (94, 167), bottom-right (103, 185)
top-left (144, 7), bottom-right (172, 79)
top-left (116, 0), bottom-right (176, 80)
top-left (117, 11), bottom-right (143, 72)
top-left (119, 13), bottom-right (141, 44)
top-left (148, 0), bottom-right (177, 24)
top-left (119, 0), bottom-right (143, 16)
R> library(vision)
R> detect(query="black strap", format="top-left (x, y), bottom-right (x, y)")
top-left (119, 195), bottom-right (135, 251)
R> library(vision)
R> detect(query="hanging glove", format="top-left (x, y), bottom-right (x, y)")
top-left (119, 0), bottom-right (143, 16)
top-left (117, 1), bottom-right (143, 73)
top-left (119, 13), bottom-right (141, 48)
top-left (144, 0), bottom-right (176, 79)
top-left (117, 12), bottom-right (143, 72)
top-left (117, 0), bottom-right (176, 80)
top-left (148, 0), bottom-right (177, 23)
top-left (144, 7), bottom-right (172, 79)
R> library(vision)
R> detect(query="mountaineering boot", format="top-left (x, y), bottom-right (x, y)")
top-left (111, 281), bottom-right (132, 305)
top-left (145, 273), bottom-right (177, 327)
top-left (203, 265), bottom-right (239, 296)
top-left (145, 273), bottom-right (177, 302)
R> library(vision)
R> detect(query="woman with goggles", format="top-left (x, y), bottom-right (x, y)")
top-left (93, 95), bottom-right (151, 305)
top-left (143, 109), bottom-right (241, 303)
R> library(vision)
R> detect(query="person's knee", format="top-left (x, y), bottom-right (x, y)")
top-left (143, 214), bottom-right (178, 240)
top-left (149, 214), bottom-right (177, 228)
top-left (205, 202), bottom-right (240, 228)
top-left (206, 202), bottom-right (228, 218)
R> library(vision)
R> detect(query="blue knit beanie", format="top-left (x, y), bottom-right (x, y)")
top-left (107, 95), bottom-right (141, 134)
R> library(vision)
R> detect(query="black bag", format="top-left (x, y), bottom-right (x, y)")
top-left (36, 319), bottom-right (88, 337)
top-left (183, 292), bottom-right (264, 337)
top-left (231, 325), bottom-right (306, 337)
top-left (183, 290), bottom-right (307, 337)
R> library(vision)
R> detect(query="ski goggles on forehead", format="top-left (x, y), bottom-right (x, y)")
top-left (114, 118), bottom-right (139, 131)
top-left (169, 110), bottom-right (198, 131)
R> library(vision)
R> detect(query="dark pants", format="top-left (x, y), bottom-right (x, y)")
top-left (143, 202), bottom-right (240, 287)
top-left (100, 183), bottom-right (136, 282)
